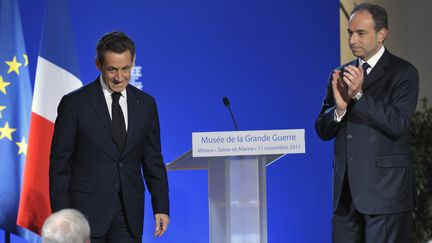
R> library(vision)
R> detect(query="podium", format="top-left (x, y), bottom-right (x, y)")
top-left (167, 129), bottom-right (305, 243)
top-left (167, 150), bottom-right (284, 243)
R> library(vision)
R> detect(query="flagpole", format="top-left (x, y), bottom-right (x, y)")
top-left (5, 231), bottom-right (11, 243)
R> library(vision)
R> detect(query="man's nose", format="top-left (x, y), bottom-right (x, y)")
top-left (349, 34), bottom-right (357, 45)
top-left (115, 71), bottom-right (122, 80)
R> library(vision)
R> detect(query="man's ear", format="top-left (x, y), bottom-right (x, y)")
top-left (377, 28), bottom-right (388, 44)
top-left (95, 57), bottom-right (102, 71)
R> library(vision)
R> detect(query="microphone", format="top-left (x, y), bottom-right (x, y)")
top-left (222, 97), bottom-right (239, 131)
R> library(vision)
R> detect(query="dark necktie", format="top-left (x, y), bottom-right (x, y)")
top-left (111, 92), bottom-right (127, 151)
top-left (362, 62), bottom-right (370, 78)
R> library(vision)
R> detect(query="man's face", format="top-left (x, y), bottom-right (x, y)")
top-left (96, 50), bottom-right (135, 93)
top-left (348, 10), bottom-right (387, 61)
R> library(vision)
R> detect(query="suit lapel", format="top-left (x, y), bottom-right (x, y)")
top-left (85, 78), bottom-right (117, 146)
top-left (362, 50), bottom-right (390, 90)
top-left (122, 85), bottom-right (140, 156)
top-left (85, 81), bottom-right (143, 156)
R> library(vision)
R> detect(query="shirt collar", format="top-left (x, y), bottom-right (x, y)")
top-left (99, 75), bottom-right (127, 99)
top-left (358, 45), bottom-right (385, 69)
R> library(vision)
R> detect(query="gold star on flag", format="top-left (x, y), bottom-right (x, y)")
top-left (0, 105), bottom-right (5, 119)
top-left (0, 122), bottom-right (16, 141)
top-left (16, 137), bottom-right (28, 155)
top-left (5, 56), bottom-right (22, 75)
top-left (0, 75), bottom-right (11, 94)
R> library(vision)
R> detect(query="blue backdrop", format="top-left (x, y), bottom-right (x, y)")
top-left (1, 0), bottom-right (339, 242)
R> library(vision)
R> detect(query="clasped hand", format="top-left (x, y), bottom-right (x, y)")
top-left (331, 65), bottom-right (365, 115)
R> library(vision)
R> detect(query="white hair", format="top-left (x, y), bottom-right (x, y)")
top-left (42, 209), bottom-right (90, 243)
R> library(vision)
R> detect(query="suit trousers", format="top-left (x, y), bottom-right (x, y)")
top-left (91, 192), bottom-right (142, 243)
top-left (332, 172), bottom-right (412, 243)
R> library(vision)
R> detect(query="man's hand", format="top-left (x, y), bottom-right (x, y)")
top-left (154, 213), bottom-right (169, 237)
top-left (331, 70), bottom-right (349, 116)
top-left (342, 65), bottom-right (365, 98)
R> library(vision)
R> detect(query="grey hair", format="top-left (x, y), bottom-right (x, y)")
top-left (42, 209), bottom-right (90, 243)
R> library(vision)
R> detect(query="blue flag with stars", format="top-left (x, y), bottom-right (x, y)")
top-left (0, 0), bottom-right (40, 241)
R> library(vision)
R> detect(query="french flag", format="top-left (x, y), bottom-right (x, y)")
top-left (17, 0), bottom-right (82, 234)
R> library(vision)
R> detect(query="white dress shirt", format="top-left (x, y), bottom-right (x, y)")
top-left (358, 45), bottom-right (385, 76)
top-left (100, 76), bottom-right (128, 131)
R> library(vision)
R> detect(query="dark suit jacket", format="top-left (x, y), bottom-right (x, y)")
top-left (315, 50), bottom-right (419, 215)
top-left (49, 78), bottom-right (169, 237)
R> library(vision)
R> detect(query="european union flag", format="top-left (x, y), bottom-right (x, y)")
top-left (0, 0), bottom-right (39, 241)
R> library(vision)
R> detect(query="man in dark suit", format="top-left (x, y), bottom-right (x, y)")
top-left (49, 31), bottom-right (169, 243)
top-left (315, 4), bottom-right (419, 243)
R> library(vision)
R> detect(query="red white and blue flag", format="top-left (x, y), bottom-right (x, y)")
top-left (17, 0), bottom-right (82, 235)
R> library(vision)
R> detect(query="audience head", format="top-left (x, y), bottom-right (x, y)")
top-left (42, 209), bottom-right (90, 243)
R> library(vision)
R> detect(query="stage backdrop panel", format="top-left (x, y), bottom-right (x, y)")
top-left (9, 0), bottom-right (339, 242)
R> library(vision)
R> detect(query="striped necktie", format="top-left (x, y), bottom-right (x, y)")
top-left (362, 62), bottom-right (370, 78)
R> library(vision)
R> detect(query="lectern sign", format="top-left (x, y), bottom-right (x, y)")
top-left (192, 129), bottom-right (305, 157)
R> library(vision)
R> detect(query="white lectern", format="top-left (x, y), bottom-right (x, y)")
top-left (167, 129), bottom-right (305, 243)
top-left (167, 150), bottom-right (284, 243)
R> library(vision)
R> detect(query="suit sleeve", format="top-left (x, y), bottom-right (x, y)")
top-left (49, 95), bottom-right (78, 212)
top-left (315, 73), bottom-right (343, 141)
top-left (350, 64), bottom-right (419, 138)
top-left (141, 97), bottom-right (169, 216)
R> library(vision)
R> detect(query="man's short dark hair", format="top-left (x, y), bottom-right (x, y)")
top-left (96, 31), bottom-right (135, 64)
top-left (351, 3), bottom-right (388, 32)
